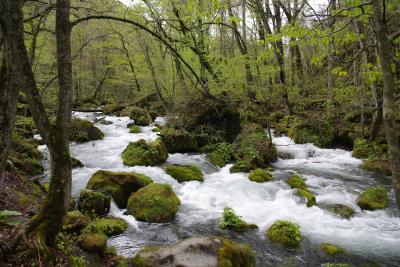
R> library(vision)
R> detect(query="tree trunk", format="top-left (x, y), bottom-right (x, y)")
top-left (371, 0), bottom-right (400, 210)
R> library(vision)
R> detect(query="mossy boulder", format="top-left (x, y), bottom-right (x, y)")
top-left (129, 124), bottom-right (141, 133)
top-left (219, 208), bottom-right (258, 232)
top-left (360, 157), bottom-right (391, 176)
top-left (318, 203), bottom-right (355, 219)
top-left (121, 139), bottom-right (168, 166)
top-left (287, 175), bottom-right (316, 207)
top-left (121, 106), bottom-right (152, 126)
top-left (78, 233), bottom-right (107, 253)
top-left (19, 158), bottom-right (44, 175)
top-left (132, 236), bottom-right (255, 267)
top-left (206, 143), bottom-right (234, 167)
top-left (266, 220), bottom-right (302, 248)
top-left (86, 170), bottom-right (153, 208)
top-left (78, 189), bottom-right (111, 216)
top-left (320, 243), bottom-right (343, 255)
top-left (86, 216), bottom-right (128, 237)
top-left (233, 124), bottom-right (277, 168)
top-left (63, 210), bottom-right (89, 232)
top-left (230, 160), bottom-right (255, 173)
top-left (248, 169), bottom-right (272, 183)
top-left (357, 186), bottom-right (388, 211)
top-left (127, 183), bottom-right (180, 222)
top-left (160, 127), bottom-right (199, 153)
top-left (70, 118), bottom-right (104, 143)
top-left (152, 127), bottom-right (160, 132)
top-left (165, 165), bottom-right (204, 183)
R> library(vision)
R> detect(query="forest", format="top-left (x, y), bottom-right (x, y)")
top-left (0, 0), bottom-right (399, 266)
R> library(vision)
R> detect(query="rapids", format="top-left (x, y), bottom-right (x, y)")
top-left (38, 112), bottom-right (400, 266)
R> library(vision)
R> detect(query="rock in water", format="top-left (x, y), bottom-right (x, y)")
top-left (121, 139), bottom-right (168, 166)
top-left (132, 236), bottom-right (255, 267)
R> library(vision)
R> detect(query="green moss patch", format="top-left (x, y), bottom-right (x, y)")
top-left (78, 189), bottom-right (111, 216)
top-left (129, 125), bottom-right (141, 133)
top-left (266, 220), bottom-right (302, 248)
top-left (230, 160), bottom-right (255, 173)
top-left (287, 175), bottom-right (316, 207)
top-left (127, 183), bottom-right (180, 222)
top-left (78, 233), bottom-right (107, 253)
top-left (86, 170), bottom-right (153, 208)
top-left (121, 106), bottom-right (152, 126)
top-left (248, 169), bottom-right (272, 183)
top-left (63, 210), bottom-right (89, 232)
top-left (165, 165), bottom-right (204, 182)
top-left (121, 139), bottom-right (168, 166)
top-left (70, 118), bottom-right (104, 143)
top-left (361, 157), bottom-right (391, 176)
top-left (297, 189), bottom-right (316, 207)
top-left (320, 243), bottom-right (343, 255)
top-left (86, 216), bottom-right (128, 237)
top-left (160, 127), bottom-right (199, 153)
top-left (357, 186), bottom-right (388, 211)
top-left (219, 208), bottom-right (258, 232)
top-left (217, 238), bottom-right (256, 267)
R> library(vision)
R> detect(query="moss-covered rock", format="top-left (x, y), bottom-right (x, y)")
top-left (127, 183), bottom-right (180, 222)
top-left (165, 165), bottom-right (204, 183)
top-left (14, 115), bottom-right (36, 138)
top-left (318, 203), bottom-right (354, 219)
top-left (71, 156), bottom-right (84, 168)
top-left (86, 216), bottom-right (128, 237)
top-left (229, 160), bottom-right (255, 173)
top-left (78, 189), bottom-right (111, 216)
top-left (206, 143), bottom-right (234, 167)
top-left (160, 127), bottom-right (199, 153)
top-left (320, 243), bottom-right (343, 255)
top-left (360, 157), bottom-right (392, 176)
top-left (129, 124), bottom-right (141, 133)
top-left (19, 158), bottom-right (44, 175)
top-left (121, 106), bottom-right (152, 126)
top-left (287, 175), bottom-right (316, 207)
top-left (132, 236), bottom-right (255, 267)
top-left (63, 210), bottom-right (89, 232)
top-left (352, 138), bottom-right (374, 159)
top-left (152, 127), bottom-right (160, 132)
top-left (248, 169), bottom-right (272, 183)
top-left (357, 186), bottom-right (388, 210)
top-left (297, 189), bottom-right (316, 207)
top-left (121, 139), bottom-right (168, 166)
top-left (219, 208), bottom-right (258, 232)
top-left (266, 220), bottom-right (302, 248)
top-left (86, 170), bottom-right (153, 208)
top-left (78, 233), bottom-right (107, 253)
top-left (233, 124), bottom-right (277, 168)
top-left (70, 118), bottom-right (104, 143)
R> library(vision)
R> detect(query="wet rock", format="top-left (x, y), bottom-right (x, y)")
top-left (131, 236), bottom-right (255, 267)
top-left (165, 165), bottom-right (204, 183)
top-left (70, 118), bottom-right (104, 143)
top-left (121, 106), bottom-right (152, 126)
top-left (78, 189), bottom-right (111, 216)
top-left (266, 220), bottom-right (302, 248)
top-left (121, 139), bottom-right (168, 166)
top-left (318, 203), bottom-right (355, 219)
top-left (86, 170), bottom-right (152, 208)
top-left (248, 168), bottom-right (273, 183)
top-left (78, 233), bottom-right (107, 253)
top-left (357, 186), bottom-right (388, 211)
top-left (127, 183), bottom-right (180, 223)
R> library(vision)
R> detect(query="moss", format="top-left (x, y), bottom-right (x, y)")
top-left (19, 158), bottom-right (44, 175)
top-left (360, 157), bottom-right (391, 176)
top-left (78, 189), bottom-right (111, 216)
top-left (165, 165), bottom-right (204, 182)
top-left (127, 183), bottom-right (180, 222)
top-left (15, 191), bottom-right (31, 205)
top-left (14, 115), bottom-right (36, 137)
top-left (121, 106), bottom-right (152, 126)
top-left (70, 118), bottom-right (104, 143)
top-left (248, 169), bottom-right (272, 183)
top-left (217, 238), bottom-right (256, 267)
top-left (233, 123), bottom-right (277, 168)
top-left (152, 127), bottom-right (160, 132)
top-left (219, 208), bottom-right (258, 232)
top-left (266, 220), bottom-right (302, 248)
top-left (320, 243), bottom-right (343, 255)
top-left (78, 233), bottom-right (107, 253)
top-left (129, 125), bottom-right (141, 133)
top-left (287, 175), bottom-right (308, 191)
top-left (230, 160), bottom-right (255, 173)
top-left (10, 133), bottom-right (42, 160)
top-left (71, 156), bottom-right (84, 168)
top-left (357, 186), bottom-right (388, 210)
top-left (352, 138), bottom-right (374, 159)
top-left (319, 203), bottom-right (354, 219)
top-left (63, 210), bottom-right (88, 232)
top-left (297, 189), bottom-right (316, 207)
top-left (160, 126), bottom-right (199, 153)
top-left (121, 139), bottom-right (168, 166)
top-left (86, 170), bottom-right (153, 208)
top-left (206, 143), bottom-right (234, 167)
top-left (86, 216), bottom-right (128, 237)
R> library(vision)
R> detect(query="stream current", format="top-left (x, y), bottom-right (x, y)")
top-left (38, 112), bottom-right (400, 266)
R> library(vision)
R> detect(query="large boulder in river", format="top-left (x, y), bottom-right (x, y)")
top-left (132, 236), bottom-right (255, 267)
top-left (266, 220), bottom-right (302, 248)
top-left (127, 183), bottom-right (180, 222)
top-left (160, 127), bottom-right (199, 153)
top-left (86, 170), bottom-right (153, 208)
top-left (357, 186), bottom-right (388, 211)
top-left (120, 106), bottom-right (152, 126)
top-left (121, 139), bottom-right (168, 166)
top-left (70, 118), bottom-right (104, 143)
top-left (165, 164), bottom-right (204, 183)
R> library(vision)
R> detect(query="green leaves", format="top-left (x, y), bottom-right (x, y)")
top-left (0, 210), bottom-right (23, 226)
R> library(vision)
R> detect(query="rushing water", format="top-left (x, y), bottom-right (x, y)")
top-left (39, 112), bottom-right (400, 266)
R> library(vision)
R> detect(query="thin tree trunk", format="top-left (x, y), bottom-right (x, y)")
top-left (371, 0), bottom-right (400, 210)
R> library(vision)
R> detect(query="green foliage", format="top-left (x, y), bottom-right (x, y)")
top-left (121, 139), bottom-right (168, 166)
top-left (129, 125), bottom-right (141, 133)
top-left (0, 210), bottom-right (22, 226)
top-left (165, 165), bottom-right (204, 182)
top-left (127, 183), bottom-right (181, 222)
top-left (78, 189), bottom-right (111, 216)
top-left (86, 217), bottom-right (128, 237)
top-left (357, 186), bottom-right (388, 211)
top-left (219, 208), bottom-right (258, 232)
top-left (207, 143), bottom-right (234, 167)
top-left (230, 160), bottom-right (255, 173)
top-left (266, 220), bottom-right (302, 248)
top-left (248, 169), bottom-right (273, 183)
top-left (70, 256), bottom-right (88, 267)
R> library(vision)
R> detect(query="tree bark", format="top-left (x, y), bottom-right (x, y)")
top-left (371, 0), bottom-right (400, 210)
